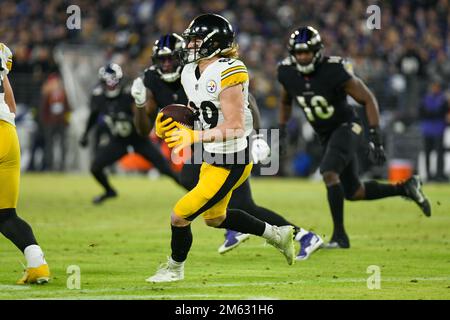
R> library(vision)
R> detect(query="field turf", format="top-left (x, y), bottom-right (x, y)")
top-left (0, 174), bottom-right (449, 300)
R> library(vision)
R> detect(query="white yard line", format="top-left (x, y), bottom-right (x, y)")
top-left (27, 293), bottom-right (248, 300)
top-left (1, 276), bottom-right (448, 299)
top-left (0, 285), bottom-right (30, 291)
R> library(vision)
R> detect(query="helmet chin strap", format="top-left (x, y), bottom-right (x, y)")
top-left (292, 49), bottom-right (323, 74)
top-left (158, 66), bottom-right (182, 82)
top-left (105, 88), bottom-right (121, 98)
top-left (296, 62), bottom-right (315, 74)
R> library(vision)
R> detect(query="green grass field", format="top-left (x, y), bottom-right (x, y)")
top-left (1, 174), bottom-right (449, 300)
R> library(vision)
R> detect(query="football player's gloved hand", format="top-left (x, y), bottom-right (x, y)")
top-left (155, 113), bottom-right (177, 138)
top-left (251, 132), bottom-right (271, 164)
top-left (79, 134), bottom-right (88, 148)
top-left (279, 124), bottom-right (288, 157)
top-left (368, 126), bottom-right (386, 166)
top-left (131, 77), bottom-right (147, 107)
top-left (164, 123), bottom-right (200, 155)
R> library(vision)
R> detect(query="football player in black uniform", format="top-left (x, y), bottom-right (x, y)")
top-left (278, 26), bottom-right (431, 249)
top-left (79, 63), bottom-right (180, 204)
top-left (132, 33), bottom-right (323, 261)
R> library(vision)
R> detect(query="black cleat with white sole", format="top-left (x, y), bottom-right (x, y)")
top-left (322, 232), bottom-right (350, 249)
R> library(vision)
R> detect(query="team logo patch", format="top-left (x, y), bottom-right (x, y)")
top-left (206, 80), bottom-right (217, 93)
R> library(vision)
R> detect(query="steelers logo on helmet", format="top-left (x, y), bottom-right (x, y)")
top-left (288, 26), bottom-right (324, 74)
top-left (152, 33), bottom-right (184, 83)
top-left (180, 13), bottom-right (235, 65)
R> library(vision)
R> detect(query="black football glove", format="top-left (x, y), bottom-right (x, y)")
top-left (79, 134), bottom-right (88, 148)
top-left (279, 124), bottom-right (288, 157)
top-left (367, 126), bottom-right (386, 166)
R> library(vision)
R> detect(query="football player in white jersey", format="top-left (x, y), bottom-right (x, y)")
top-left (0, 43), bottom-right (50, 284)
top-left (146, 14), bottom-right (297, 283)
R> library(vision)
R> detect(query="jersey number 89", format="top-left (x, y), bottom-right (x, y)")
top-left (189, 101), bottom-right (219, 128)
top-left (296, 95), bottom-right (334, 122)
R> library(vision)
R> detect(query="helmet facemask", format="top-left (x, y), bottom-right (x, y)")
top-left (180, 30), bottom-right (223, 65)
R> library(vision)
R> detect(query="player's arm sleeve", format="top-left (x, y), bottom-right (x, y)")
top-left (219, 61), bottom-right (249, 94)
top-left (277, 65), bottom-right (294, 125)
top-left (277, 64), bottom-right (290, 88)
top-left (248, 92), bottom-right (261, 130)
top-left (143, 70), bottom-right (152, 90)
top-left (83, 95), bottom-right (100, 136)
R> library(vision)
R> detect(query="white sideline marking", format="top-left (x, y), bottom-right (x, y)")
top-left (0, 285), bottom-right (30, 291)
top-left (28, 293), bottom-right (247, 300)
top-left (1, 276), bottom-right (448, 298)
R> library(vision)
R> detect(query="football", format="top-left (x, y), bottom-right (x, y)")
top-left (160, 104), bottom-right (195, 129)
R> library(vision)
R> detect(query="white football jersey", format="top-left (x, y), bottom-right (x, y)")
top-left (0, 43), bottom-right (14, 126)
top-left (181, 57), bottom-right (253, 154)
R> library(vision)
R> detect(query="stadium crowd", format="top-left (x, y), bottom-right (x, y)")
top-left (1, 0), bottom-right (449, 178)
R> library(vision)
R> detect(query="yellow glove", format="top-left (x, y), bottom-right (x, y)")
top-left (155, 113), bottom-right (177, 138)
top-left (164, 122), bottom-right (201, 155)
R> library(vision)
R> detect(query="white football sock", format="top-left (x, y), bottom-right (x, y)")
top-left (24, 245), bottom-right (47, 268)
top-left (262, 223), bottom-right (276, 240)
top-left (168, 256), bottom-right (184, 269)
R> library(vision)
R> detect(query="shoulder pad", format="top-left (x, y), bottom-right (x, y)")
top-left (280, 56), bottom-right (294, 66)
top-left (218, 59), bottom-right (248, 89)
top-left (325, 56), bottom-right (354, 75)
top-left (145, 65), bottom-right (157, 73)
top-left (325, 56), bottom-right (345, 64)
top-left (92, 85), bottom-right (103, 96)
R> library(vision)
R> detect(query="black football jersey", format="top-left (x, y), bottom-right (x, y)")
top-left (277, 56), bottom-right (358, 137)
top-left (90, 85), bottom-right (137, 139)
top-left (143, 66), bottom-right (188, 110)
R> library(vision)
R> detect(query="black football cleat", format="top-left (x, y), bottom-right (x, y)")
top-left (322, 233), bottom-right (350, 249)
top-left (92, 190), bottom-right (117, 205)
top-left (403, 175), bottom-right (431, 217)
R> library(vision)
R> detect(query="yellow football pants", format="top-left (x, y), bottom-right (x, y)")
top-left (174, 162), bottom-right (253, 220)
top-left (0, 120), bottom-right (20, 209)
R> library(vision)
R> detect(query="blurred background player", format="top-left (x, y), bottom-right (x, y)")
top-left (0, 43), bottom-right (49, 284)
top-left (278, 26), bottom-right (431, 249)
top-left (419, 80), bottom-right (449, 182)
top-left (132, 33), bottom-right (322, 260)
top-left (79, 63), bottom-right (180, 204)
top-left (40, 72), bottom-right (71, 172)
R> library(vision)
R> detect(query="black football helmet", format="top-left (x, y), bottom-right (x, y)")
top-left (288, 26), bottom-right (324, 74)
top-left (152, 33), bottom-right (184, 82)
top-left (180, 13), bottom-right (235, 65)
top-left (98, 63), bottom-right (123, 98)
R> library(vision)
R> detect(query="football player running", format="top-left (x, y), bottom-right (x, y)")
top-left (0, 43), bottom-right (50, 284)
top-left (142, 14), bottom-right (307, 282)
top-left (132, 32), bottom-right (322, 264)
top-left (79, 63), bottom-right (180, 204)
top-left (278, 27), bottom-right (431, 249)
